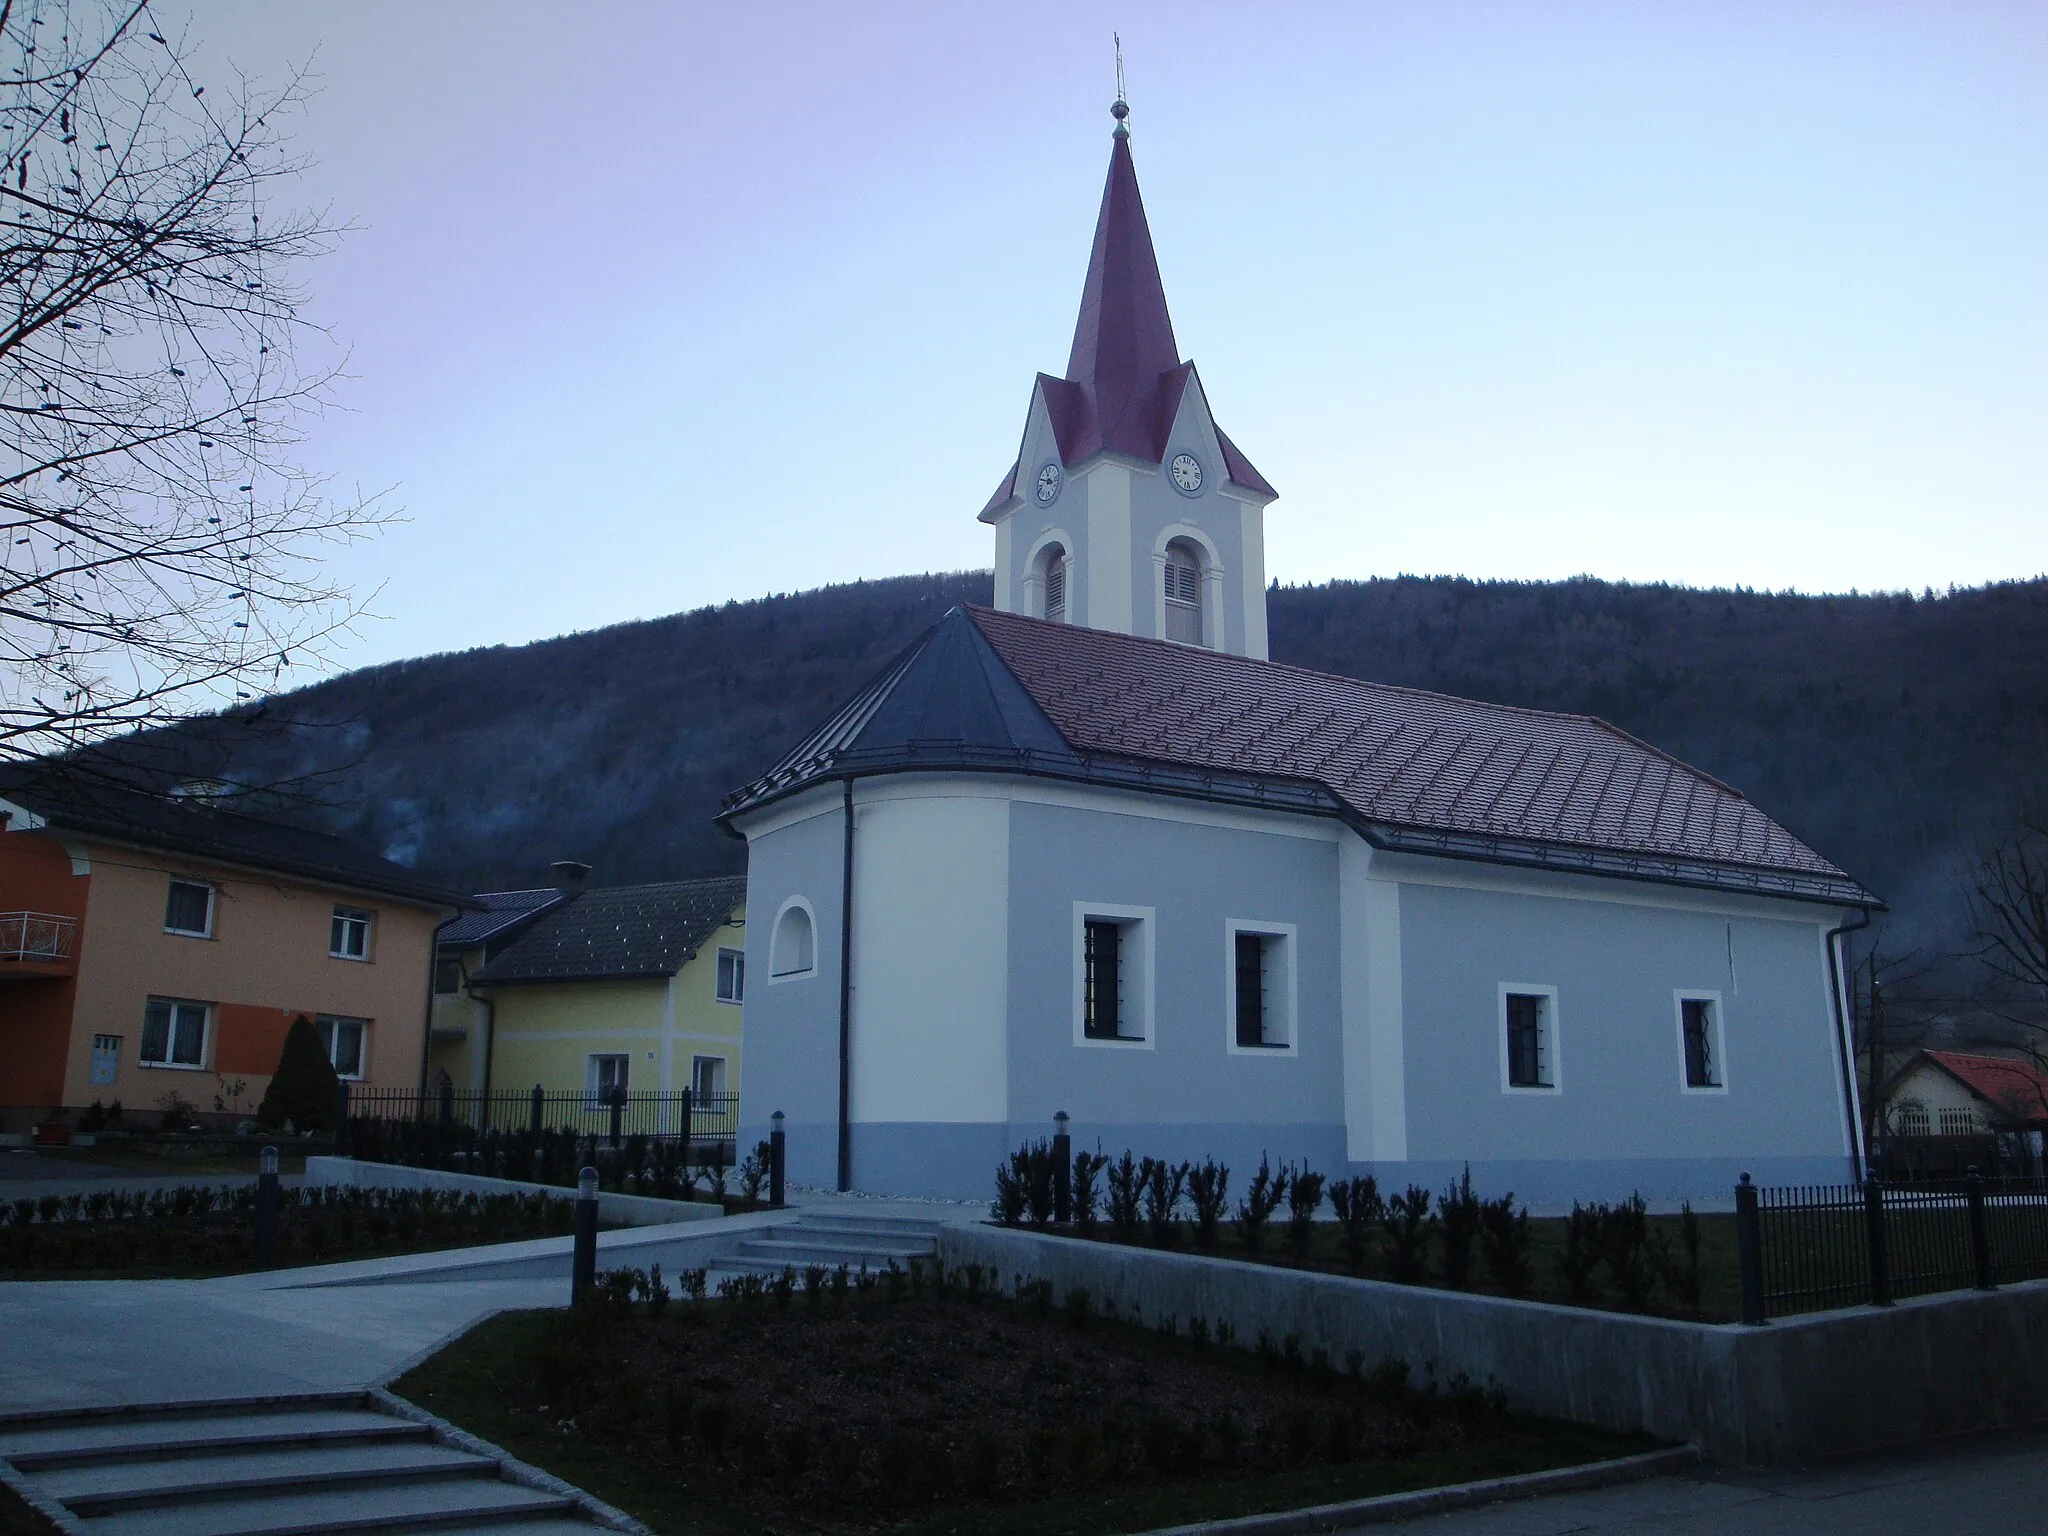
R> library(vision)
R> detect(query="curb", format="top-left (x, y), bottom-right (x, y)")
top-left (1129, 1446), bottom-right (1702, 1534)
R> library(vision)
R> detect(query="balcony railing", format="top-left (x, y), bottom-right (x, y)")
top-left (0, 911), bottom-right (75, 963)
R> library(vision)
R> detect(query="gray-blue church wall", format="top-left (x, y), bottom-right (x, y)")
top-left (734, 799), bottom-right (845, 1191)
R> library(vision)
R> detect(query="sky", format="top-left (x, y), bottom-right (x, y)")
top-left (181, 1), bottom-right (2048, 675)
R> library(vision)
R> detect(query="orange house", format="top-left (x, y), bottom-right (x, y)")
top-left (0, 768), bottom-right (468, 1133)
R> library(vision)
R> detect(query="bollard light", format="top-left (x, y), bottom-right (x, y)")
top-left (1054, 1110), bottom-right (1069, 1135)
top-left (772, 1109), bottom-right (785, 1130)
top-left (578, 1165), bottom-right (598, 1201)
top-left (260, 1144), bottom-right (278, 1176)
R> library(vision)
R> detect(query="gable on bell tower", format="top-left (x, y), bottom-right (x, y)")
top-left (980, 96), bottom-right (1277, 660)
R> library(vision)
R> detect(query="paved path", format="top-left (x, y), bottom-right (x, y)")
top-left (1382, 1424), bottom-right (2048, 1535)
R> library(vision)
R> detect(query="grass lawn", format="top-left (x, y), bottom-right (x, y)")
top-left (1026, 1208), bottom-right (1741, 1322)
top-left (393, 1276), bottom-right (1658, 1536)
top-left (0, 1186), bottom-right (583, 1280)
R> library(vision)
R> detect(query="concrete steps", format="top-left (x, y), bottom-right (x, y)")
top-left (0, 1396), bottom-right (626, 1536)
top-left (720, 1210), bottom-right (941, 1276)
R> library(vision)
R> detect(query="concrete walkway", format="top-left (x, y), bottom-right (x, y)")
top-left (1378, 1424), bottom-right (2048, 1535)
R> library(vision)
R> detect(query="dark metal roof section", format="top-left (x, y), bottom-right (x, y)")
top-left (471, 875), bottom-right (746, 985)
top-left (722, 605), bottom-right (1879, 908)
top-left (0, 763), bottom-right (471, 909)
top-left (437, 887), bottom-right (571, 949)
top-left (982, 115), bottom-right (1273, 518)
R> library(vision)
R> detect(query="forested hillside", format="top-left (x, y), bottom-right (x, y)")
top-left (136, 573), bottom-right (2048, 960)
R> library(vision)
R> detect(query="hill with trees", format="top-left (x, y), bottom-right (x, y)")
top-left (137, 572), bottom-right (2048, 967)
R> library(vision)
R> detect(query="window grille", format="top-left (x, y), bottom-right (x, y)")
top-left (1505, 992), bottom-right (1548, 1088)
top-left (1084, 919), bottom-right (1123, 1039)
top-left (164, 880), bottom-right (213, 937)
top-left (1681, 997), bottom-right (1719, 1087)
top-left (1235, 932), bottom-right (1266, 1046)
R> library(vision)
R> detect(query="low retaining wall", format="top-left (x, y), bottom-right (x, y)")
top-left (303, 1157), bottom-right (725, 1228)
top-left (937, 1226), bottom-right (2048, 1466)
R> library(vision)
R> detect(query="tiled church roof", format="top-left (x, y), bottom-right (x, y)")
top-left (721, 607), bottom-right (1877, 908)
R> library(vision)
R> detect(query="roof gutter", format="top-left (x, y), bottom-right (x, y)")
top-left (1826, 905), bottom-right (1874, 1178)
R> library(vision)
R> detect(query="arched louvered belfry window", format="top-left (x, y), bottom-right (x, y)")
top-left (1039, 543), bottom-right (1069, 624)
top-left (1163, 540), bottom-right (1203, 645)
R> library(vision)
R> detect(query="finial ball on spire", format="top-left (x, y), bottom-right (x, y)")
top-left (1111, 98), bottom-right (1129, 121)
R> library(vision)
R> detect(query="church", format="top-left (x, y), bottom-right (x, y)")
top-left (721, 99), bottom-right (1880, 1205)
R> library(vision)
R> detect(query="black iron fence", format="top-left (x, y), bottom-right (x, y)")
top-left (1736, 1170), bottom-right (2048, 1322)
top-left (346, 1085), bottom-right (739, 1148)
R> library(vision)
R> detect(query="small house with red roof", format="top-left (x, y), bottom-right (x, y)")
top-left (719, 99), bottom-right (1882, 1203)
top-left (1883, 1050), bottom-right (2048, 1175)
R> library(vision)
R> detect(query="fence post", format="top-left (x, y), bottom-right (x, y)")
top-left (1735, 1172), bottom-right (1767, 1325)
top-left (680, 1086), bottom-right (694, 1150)
top-left (1862, 1176), bottom-right (1891, 1306)
top-left (1052, 1111), bottom-right (1072, 1225)
top-left (1967, 1168), bottom-right (1994, 1290)
top-left (770, 1110), bottom-right (786, 1208)
top-left (439, 1075), bottom-right (455, 1126)
top-left (608, 1084), bottom-right (625, 1148)
top-left (529, 1083), bottom-right (544, 1135)
top-left (572, 1166), bottom-right (599, 1303)
top-left (333, 1081), bottom-right (350, 1157)
top-left (254, 1144), bottom-right (279, 1268)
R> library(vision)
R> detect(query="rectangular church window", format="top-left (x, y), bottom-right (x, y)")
top-left (1229, 924), bottom-right (1295, 1050)
top-left (1503, 991), bottom-right (1554, 1090)
top-left (1084, 920), bottom-right (1123, 1039)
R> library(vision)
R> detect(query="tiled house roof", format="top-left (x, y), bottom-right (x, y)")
top-left (0, 764), bottom-right (470, 909)
top-left (471, 876), bottom-right (745, 985)
top-left (437, 888), bottom-right (571, 948)
top-left (721, 606), bottom-right (1878, 907)
top-left (1905, 1050), bottom-right (2048, 1127)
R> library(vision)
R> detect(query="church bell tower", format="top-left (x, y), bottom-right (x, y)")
top-left (978, 97), bottom-right (1277, 659)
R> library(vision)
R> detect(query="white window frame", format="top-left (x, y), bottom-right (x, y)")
top-left (1674, 989), bottom-right (1729, 1095)
top-left (314, 1014), bottom-right (369, 1081)
top-left (586, 1052), bottom-right (630, 1107)
top-left (1498, 983), bottom-right (1561, 1094)
top-left (715, 946), bottom-right (745, 1004)
top-left (1072, 901), bottom-right (1155, 1050)
top-left (163, 879), bottom-right (215, 939)
top-left (1224, 919), bottom-right (1298, 1056)
top-left (691, 1054), bottom-right (728, 1099)
top-left (330, 905), bottom-right (374, 962)
top-left (768, 895), bottom-right (818, 981)
top-left (1021, 527), bottom-right (1074, 625)
top-left (139, 997), bottom-right (211, 1071)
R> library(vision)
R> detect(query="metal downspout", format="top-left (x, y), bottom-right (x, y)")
top-left (1826, 907), bottom-right (1873, 1178)
top-left (837, 777), bottom-right (856, 1193)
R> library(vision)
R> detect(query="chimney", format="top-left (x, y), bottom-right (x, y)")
top-left (550, 860), bottom-right (592, 893)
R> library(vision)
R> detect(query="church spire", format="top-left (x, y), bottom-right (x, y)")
top-left (1063, 97), bottom-right (1182, 462)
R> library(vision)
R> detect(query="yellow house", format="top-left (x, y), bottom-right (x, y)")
top-left (426, 869), bottom-right (580, 1092)
top-left (435, 874), bottom-right (747, 1111)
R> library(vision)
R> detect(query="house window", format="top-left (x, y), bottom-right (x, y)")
top-left (1938, 1106), bottom-right (1979, 1137)
top-left (692, 1055), bottom-right (727, 1099)
top-left (587, 1053), bottom-right (629, 1106)
top-left (1227, 921), bottom-right (1297, 1052)
top-left (140, 998), bottom-right (209, 1069)
top-left (1163, 541), bottom-right (1202, 645)
top-left (716, 947), bottom-right (745, 1004)
top-left (433, 957), bottom-right (464, 994)
top-left (164, 880), bottom-right (214, 938)
top-left (1894, 1103), bottom-right (1931, 1138)
top-left (90, 1034), bottom-right (120, 1086)
top-left (330, 906), bottom-right (373, 960)
top-left (315, 1015), bottom-right (367, 1080)
top-left (1074, 904), bottom-right (1152, 1047)
top-left (1677, 994), bottom-right (1725, 1090)
top-left (1501, 987), bottom-right (1558, 1091)
top-left (770, 900), bottom-right (815, 978)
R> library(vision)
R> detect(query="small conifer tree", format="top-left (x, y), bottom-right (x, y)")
top-left (257, 1015), bottom-right (342, 1132)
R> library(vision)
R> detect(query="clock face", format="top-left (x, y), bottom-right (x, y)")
top-left (1035, 462), bottom-right (1063, 504)
top-left (1170, 452), bottom-right (1204, 495)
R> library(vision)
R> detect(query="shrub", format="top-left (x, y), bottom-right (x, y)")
top-left (1185, 1158), bottom-right (1230, 1249)
top-left (1600, 1193), bottom-right (1655, 1308)
top-left (1237, 1154), bottom-right (1288, 1253)
top-left (1477, 1192), bottom-right (1532, 1295)
top-left (1023, 1139), bottom-right (1057, 1227)
top-left (1141, 1157), bottom-right (1188, 1246)
top-left (1381, 1184), bottom-right (1433, 1282)
top-left (992, 1149), bottom-right (1028, 1226)
top-left (1560, 1201), bottom-right (1603, 1302)
top-left (1437, 1166), bottom-right (1481, 1287)
top-left (1653, 1200), bottom-right (1704, 1314)
top-left (1071, 1148), bottom-right (1107, 1232)
top-left (256, 1016), bottom-right (340, 1133)
top-left (1328, 1176), bottom-right (1383, 1270)
top-left (1286, 1166), bottom-right (1326, 1259)
top-left (1105, 1151), bottom-right (1144, 1241)
top-left (1062, 1287), bottom-right (1092, 1328)
top-left (736, 1141), bottom-right (771, 1206)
